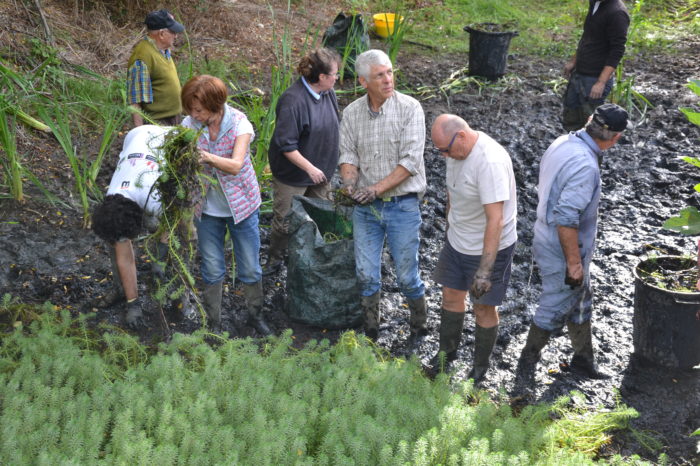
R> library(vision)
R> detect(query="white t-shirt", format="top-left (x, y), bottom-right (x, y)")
top-left (445, 131), bottom-right (517, 255)
top-left (107, 125), bottom-right (171, 217)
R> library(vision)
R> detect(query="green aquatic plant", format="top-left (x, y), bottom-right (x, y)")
top-left (663, 79), bottom-right (700, 235)
top-left (0, 310), bottom-right (646, 464)
top-left (148, 127), bottom-right (205, 323)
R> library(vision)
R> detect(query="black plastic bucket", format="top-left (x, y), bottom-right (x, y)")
top-left (633, 256), bottom-right (700, 369)
top-left (464, 23), bottom-right (518, 80)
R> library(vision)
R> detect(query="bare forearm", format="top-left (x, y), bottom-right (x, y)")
top-left (557, 225), bottom-right (581, 266)
top-left (200, 134), bottom-right (250, 176)
top-left (284, 150), bottom-right (314, 172)
top-left (130, 104), bottom-right (144, 127)
top-left (478, 203), bottom-right (504, 274)
top-left (340, 163), bottom-right (359, 187)
top-left (370, 165), bottom-right (411, 197)
top-left (597, 65), bottom-right (616, 84)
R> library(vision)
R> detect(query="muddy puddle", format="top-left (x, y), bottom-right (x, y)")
top-left (1, 44), bottom-right (699, 463)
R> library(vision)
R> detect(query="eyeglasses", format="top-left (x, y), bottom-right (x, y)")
top-left (325, 72), bottom-right (340, 79)
top-left (437, 133), bottom-right (458, 153)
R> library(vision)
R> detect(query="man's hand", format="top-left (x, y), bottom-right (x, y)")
top-left (352, 188), bottom-right (377, 204)
top-left (564, 261), bottom-right (584, 289)
top-left (563, 60), bottom-right (575, 79)
top-left (306, 166), bottom-right (327, 184)
top-left (470, 270), bottom-right (492, 299)
top-left (589, 81), bottom-right (606, 100)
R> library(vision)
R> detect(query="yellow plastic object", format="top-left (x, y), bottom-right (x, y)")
top-left (373, 13), bottom-right (403, 38)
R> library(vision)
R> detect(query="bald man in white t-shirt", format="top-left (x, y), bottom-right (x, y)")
top-left (427, 114), bottom-right (518, 383)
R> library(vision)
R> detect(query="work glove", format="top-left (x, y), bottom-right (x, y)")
top-left (125, 298), bottom-right (145, 329)
top-left (470, 270), bottom-right (492, 299)
top-left (352, 188), bottom-right (377, 205)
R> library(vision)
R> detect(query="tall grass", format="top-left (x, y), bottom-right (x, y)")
top-left (0, 111), bottom-right (22, 202)
top-left (383, 8), bottom-right (410, 65)
top-left (38, 104), bottom-right (91, 228)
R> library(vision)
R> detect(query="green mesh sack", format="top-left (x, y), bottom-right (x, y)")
top-left (285, 196), bottom-right (361, 328)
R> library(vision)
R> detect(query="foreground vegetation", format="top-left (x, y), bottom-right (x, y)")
top-left (0, 306), bottom-right (654, 464)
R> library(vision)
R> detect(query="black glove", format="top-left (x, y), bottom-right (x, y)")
top-left (125, 298), bottom-right (145, 329)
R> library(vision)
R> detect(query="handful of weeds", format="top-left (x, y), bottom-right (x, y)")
top-left (148, 127), bottom-right (204, 313)
top-left (333, 188), bottom-right (358, 207)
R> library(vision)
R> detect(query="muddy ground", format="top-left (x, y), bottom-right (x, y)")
top-left (1, 41), bottom-right (699, 463)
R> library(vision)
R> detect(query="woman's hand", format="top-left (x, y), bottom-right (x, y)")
top-left (306, 166), bottom-right (327, 184)
top-left (198, 149), bottom-right (215, 166)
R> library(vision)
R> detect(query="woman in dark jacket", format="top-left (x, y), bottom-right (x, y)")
top-left (264, 48), bottom-right (341, 274)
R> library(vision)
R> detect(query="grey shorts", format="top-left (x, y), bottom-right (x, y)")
top-left (433, 240), bottom-right (516, 306)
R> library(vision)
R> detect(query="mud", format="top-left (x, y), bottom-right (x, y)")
top-left (1, 43), bottom-right (699, 463)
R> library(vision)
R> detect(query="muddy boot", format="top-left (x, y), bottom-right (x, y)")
top-left (515, 323), bottom-right (551, 383)
top-left (467, 324), bottom-right (498, 384)
top-left (124, 297), bottom-right (145, 329)
top-left (242, 281), bottom-right (272, 336)
top-left (425, 309), bottom-right (465, 377)
top-left (262, 230), bottom-right (286, 276)
top-left (203, 281), bottom-right (223, 332)
top-left (405, 295), bottom-right (429, 354)
top-left (361, 292), bottom-right (381, 340)
top-left (567, 320), bottom-right (609, 379)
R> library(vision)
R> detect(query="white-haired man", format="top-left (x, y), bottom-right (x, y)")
top-left (339, 49), bottom-right (428, 352)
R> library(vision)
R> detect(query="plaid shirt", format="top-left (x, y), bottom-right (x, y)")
top-left (126, 37), bottom-right (172, 105)
top-left (339, 91), bottom-right (426, 198)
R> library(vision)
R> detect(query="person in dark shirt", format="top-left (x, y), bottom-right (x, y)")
top-left (264, 48), bottom-right (341, 275)
top-left (562, 0), bottom-right (630, 131)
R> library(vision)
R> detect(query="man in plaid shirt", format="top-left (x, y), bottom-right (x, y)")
top-left (127, 9), bottom-right (184, 127)
top-left (339, 49), bottom-right (428, 353)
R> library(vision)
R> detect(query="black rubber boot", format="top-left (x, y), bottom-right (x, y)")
top-left (405, 295), bottom-right (428, 354)
top-left (203, 281), bottom-right (223, 332)
top-left (467, 324), bottom-right (498, 384)
top-left (361, 292), bottom-right (381, 340)
top-left (243, 281), bottom-right (272, 336)
top-left (567, 320), bottom-right (609, 379)
top-left (425, 309), bottom-right (465, 377)
top-left (262, 230), bottom-right (287, 276)
top-left (516, 322), bottom-right (552, 386)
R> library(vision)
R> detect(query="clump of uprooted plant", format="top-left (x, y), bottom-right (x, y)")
top-left (146, 126), bottom-right (204, 323)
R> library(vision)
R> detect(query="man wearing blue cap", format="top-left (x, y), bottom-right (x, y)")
top-left (518, 103), bottom-right (629, 381)
top-left (127, 9), bottom-right (185, 127)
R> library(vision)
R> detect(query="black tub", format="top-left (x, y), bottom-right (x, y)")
top-left (633, 256), bottom-right (700, 369)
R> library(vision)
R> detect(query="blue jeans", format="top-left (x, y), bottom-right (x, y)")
top-left (352, 195), bottom-right (424, 299)
top-left (195, 211), bottom-right (262, 285)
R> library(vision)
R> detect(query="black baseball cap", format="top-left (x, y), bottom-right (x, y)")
top-left (145, 9), bottom-right (185, 33)
top-left (592, 103), bottom-right (629, 132)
